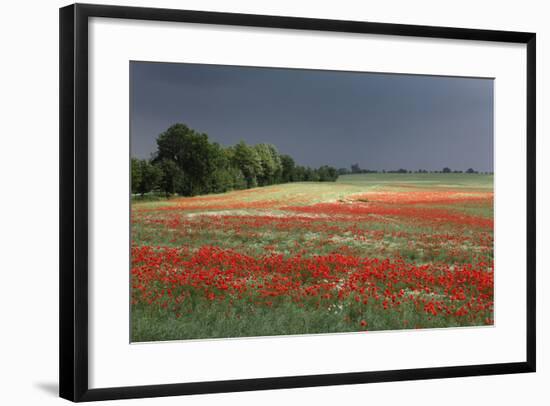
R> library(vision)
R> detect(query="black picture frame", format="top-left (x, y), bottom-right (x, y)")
top-left (59, 3), bottom-right (536, 402)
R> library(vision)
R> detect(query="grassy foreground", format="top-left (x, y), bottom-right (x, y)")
top-left (131, 173), bottom-right (494, 341)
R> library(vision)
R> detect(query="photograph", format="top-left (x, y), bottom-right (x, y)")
top-left (129, 61), bottom-right (494, 342)
top-left (0, 0), bottom-right (542, 403)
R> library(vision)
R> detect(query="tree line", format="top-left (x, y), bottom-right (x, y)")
top-left (131, 123), bottom-right (339, 197)
top-left (339, 164), bottom-right (489, 175)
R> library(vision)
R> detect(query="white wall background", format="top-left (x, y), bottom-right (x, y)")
top-left (0, 0), bottom-right (546, 404)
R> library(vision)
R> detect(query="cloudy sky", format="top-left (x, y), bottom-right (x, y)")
top-left (131, 61), bottom-right (493, 172)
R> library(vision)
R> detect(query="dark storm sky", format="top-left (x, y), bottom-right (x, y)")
top-left (130, 62), bottom-right (494, 172)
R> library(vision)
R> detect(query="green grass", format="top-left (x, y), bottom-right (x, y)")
top-left (337, 172), bottom-right (493, 190)
top-left (132, 295), bottom-right (485, 342)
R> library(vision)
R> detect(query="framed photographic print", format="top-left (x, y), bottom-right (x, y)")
top-left (59, 3), bottom-right (536, 402)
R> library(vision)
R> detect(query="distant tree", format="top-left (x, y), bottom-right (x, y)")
top-left (466, 168), bottom-right (477, 174)
top-left (351, 163), bottom-right (361, 174)
top-left (280, 154), bottom-right (296, 183)
top-left (303, 167), bottom-right (319, 182)
top-left (293, 165), bottom-right (306, 182)
top-left (442, 167), bottom-right (451, 173)
top-left (317, 165), bottom-right (339, 181)
top-left (338, 167), bottom-right (350, 175)
top-left (328, 166), bottom-right (339, 181)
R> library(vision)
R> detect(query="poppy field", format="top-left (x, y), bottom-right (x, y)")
top-left (131, 173), bottom-right (494, 341)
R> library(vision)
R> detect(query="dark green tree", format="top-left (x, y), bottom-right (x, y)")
top-left (156, 124), bottom-right (219, 195)
top-left (156, 159), bottom-right (185, 196)
top-left (134, 159), bottom-right (162, 196)
top-left (317, 165), bottom-right (339, 181)
top-left (131, 158), bottom-right (142, 194)
top-left (293, 165), bottom-right (306, 182)
top-left (280, 154), bottom-right (296, 183)
top-left (254, 143), bottom-right (282, 186)
top-left (145, 123), bottom-right (340, 197)
top-left (338, 167), bottom-right (350, 176)
top-left (207, 142), bottom-right (234, 193)
top-left (232, 141), bottom-right (263, 188)
top-left (303, 167), bottom-right (319, 182)
top-left (155, 123), bottom-right (189, 163)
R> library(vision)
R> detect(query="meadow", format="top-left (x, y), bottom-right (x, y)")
top-left (131, 173), bottom-right (494, 341)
